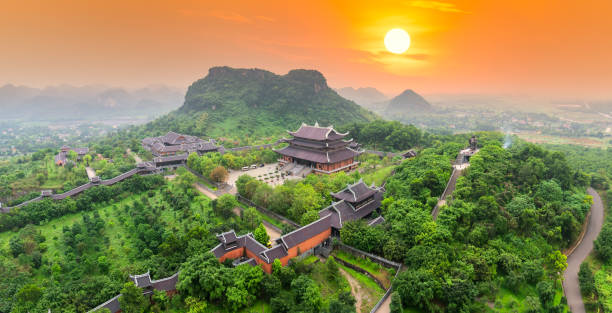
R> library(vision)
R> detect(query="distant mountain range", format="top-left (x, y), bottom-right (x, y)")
top-left (336, 87), bottom-right (388, 108)
top-left (142, 67), bottom-right (376, 140)
top-left (0, 84), bottom-right (184, 121)
top-left (385, 89), bottom-right (432, 114)
top-left (337, 86), bottom-right (431, 117)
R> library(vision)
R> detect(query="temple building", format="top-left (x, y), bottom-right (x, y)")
top-left (211, 180), bottom-right (383, 273)
top-left (318, 179), bottom-right (384, 235)
top-left (142, 131), bottom-right (223, 157)
top-left (55, 145), bottom-right (89, 166)
top-left (276, 123), bottom-right (361, 174)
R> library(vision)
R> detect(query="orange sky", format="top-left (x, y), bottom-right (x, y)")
top-left (2, 0), bottom-right (612, 98)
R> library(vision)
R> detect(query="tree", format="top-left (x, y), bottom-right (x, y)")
top-left (9, 236), bottom-right (24, 257)
top-left (236, 175), bottom-right (256, 198)
top-left (242, 207), bottom-right (262, 230)
top-left (290, 183), bottom-right (323, 222)
top-left (97, 255), bottom-right (110, 273)
top-left (595, 223), bottom-right (612, 261)
top-left (185, 296), bottom-right (207, 313)
top-left (67, 150), bottom-right (78, 162)
top-left (254, 223), bottom-right (270, 246)
top-left (390, 292), bottom-right (403, 313)
top-left (215, 194), bottom-right (238, 219)
top-left (271, 292), bottom-right (295, 313)
top-left (536, 281), bottom-right (555, 309)
top-left (83, 154), bottom-right (92, 166)
top-left (178, 252), bottom-right (227, 301)
top-left (394, 269), bottom-right (439, 311)
top-left (547, 251), bottom-right (567, 287)
top-left (210, 166), bottom-right (229, 183)
top-left (14, 284), bottom-right (43, 312)
top-left (253, 183), bottom-right (274, 207)
top-left (300, 210), bottom-right (320, 225)
top-left (291, 275), bottom-right (322, 313)
top-left (261, 274), bottom-right (281, 300)
top-left (118, 282), bottom-right (147, 313)
top-left (272, 258), bottom-right (283, 276)
top-left (176, 167), bottom-right (197, 190)
top-left (151, 290), bottom-right (170, 311)
top-left (578, 263), bottom-right (595, 296)
top-left (524, 296), bottom-right (541, 313)
top-left (326, 256), bottom-right (339, 281)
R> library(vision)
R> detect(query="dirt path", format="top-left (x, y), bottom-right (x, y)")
top-left (85, 167), bottom-right (96, 180)
top-left (262, 221), bottom-right (281, 241)
top-left (231, 206), bottom-right (282, 241)
top-left (193, 183), bottom-right (218, 200)
top-left (339, 267), bottom-right (364, 313)
top-left (375, 294), bottom-right (391, 313)
top-left (563, 187), bottom-right (604, 313)
top-left (126, 148), bottom-right (143, 163)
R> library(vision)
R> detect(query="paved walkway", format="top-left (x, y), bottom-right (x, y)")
top-left (262, 221), bottom-right (281, 241)
top-left (193, 182), bottom-right (219, 200)
top-left (85, 167), bottom-right (96, 180)
top-left (375, 293), bottom-right (391, 313)
top-left (432, 167), bottom-right (463, 220)
top-left (563, 187), bottom-right (604, 313)
top-left (126, 148), bottom-right (143, 163)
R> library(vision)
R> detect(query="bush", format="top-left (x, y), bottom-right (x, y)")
top-left (578, 263), bottom-right (595, 296)
top-left (390, 292), bottom-right (403, 313)
top-left (595, 223), bottom-right (612, 261)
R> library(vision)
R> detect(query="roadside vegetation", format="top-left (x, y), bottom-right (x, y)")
top-left (543, 144), bottom-right (612, 312)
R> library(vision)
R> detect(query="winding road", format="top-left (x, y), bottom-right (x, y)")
top-left (563, 187), bottom-right (604, 313)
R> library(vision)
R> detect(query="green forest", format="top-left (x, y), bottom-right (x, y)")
top-left (1, 72), bottom-right (612, 313)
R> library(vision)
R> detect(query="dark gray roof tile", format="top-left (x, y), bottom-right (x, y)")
top-left (152, 272), bottom-right (179, 291)
top-left (280, 214), bottom-right (331, 249)
top-left (262, 245), bottom-right (288, 263)
top-left (288, 123), bottom-right (348, 141)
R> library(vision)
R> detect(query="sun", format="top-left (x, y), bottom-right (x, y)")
top-left (384, 28), bottom-right (411, 54)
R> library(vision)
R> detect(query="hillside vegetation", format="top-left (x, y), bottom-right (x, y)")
top-left (138, 67), bottom-right (376, 142)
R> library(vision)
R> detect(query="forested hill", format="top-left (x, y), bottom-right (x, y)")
top-left (140, 67), bottom-right (376, 142)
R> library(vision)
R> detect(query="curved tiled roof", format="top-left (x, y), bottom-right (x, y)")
top-left (276, 146), bottom-right (359, 164)
top-left (262, 244), bottom-right (288, 262)
top-left (152, 272), bottom-right (179, 291)
top-left (331, 179), bottom-right (376, 203)
top-left (88, 294), bottom-right (121, 313)
top-left (279, 214), bottom-right (332, 249)
top-left (287, 123), bottom-right (348, 141)
top-left (130, 271), bottom-right (152, 288)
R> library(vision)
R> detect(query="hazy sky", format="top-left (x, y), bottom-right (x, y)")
top-left (2, 0), bottom-right (612, 98)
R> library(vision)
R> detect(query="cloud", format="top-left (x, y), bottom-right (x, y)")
top-left (209, 10), bottom-right (251, 23)
top-left (180, 10), bottom-right (275, 24)
top-left (255, 15), bottom-right (275, 22)
top-left (382, 51), bottom-right (430, 60)
top-left (410, 1), bottom-right (469, 13)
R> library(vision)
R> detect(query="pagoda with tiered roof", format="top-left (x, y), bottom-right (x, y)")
top-left (276, 123), bottom-right (361, 174)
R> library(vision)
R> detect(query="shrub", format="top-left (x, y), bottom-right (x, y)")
top-left (595, 223), bottom-right (612, 261)
top-left (578, 263), bottom-right (595, 296)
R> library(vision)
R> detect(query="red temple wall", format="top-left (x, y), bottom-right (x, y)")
top-left (278, 228), bottom-right (331, 266)
top-left (316, 158), bottom-right (355, 173)
top-left (215, 229), bottom-right (331, 274)
top-left (246, 249), bottom-right (273, 273)
top-left (218, 248), bottom-right (244, 263)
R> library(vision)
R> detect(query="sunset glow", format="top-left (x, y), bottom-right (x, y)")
top-left (384, 29), bottom-right (411, 54)
top-left (2, 0), bottom-right (612, 97)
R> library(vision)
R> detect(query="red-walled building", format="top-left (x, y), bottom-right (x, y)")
top-left (276, 123), bottom-right (361, 174)
top-left (211, 180), bottom-right (383, 273)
